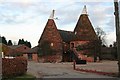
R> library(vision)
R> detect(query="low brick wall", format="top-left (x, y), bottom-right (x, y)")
top-left (32, 53), bottom-right (38, 62)
top-left (39, 54), bottom-right (62, 63)
top-left (86, 57), bottom-right (94, 62)
top-left (2, 56), bottom-right (27, 78)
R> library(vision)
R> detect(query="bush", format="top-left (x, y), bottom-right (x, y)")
top-left (2, 56), bottom-right (27, 78)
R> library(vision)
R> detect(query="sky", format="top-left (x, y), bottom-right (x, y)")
top-left (0, 0), bottom-right (118, 47)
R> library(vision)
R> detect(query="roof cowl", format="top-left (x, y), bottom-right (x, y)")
top-left (49, 10), bottom-right (55, 19)
top-left (81, 5), bottom-right (88, 15)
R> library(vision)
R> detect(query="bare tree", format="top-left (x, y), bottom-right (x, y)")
top-left (95, 26), bottom-right (106, 45)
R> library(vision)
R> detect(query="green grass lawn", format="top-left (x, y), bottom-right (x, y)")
top-left (2, 74), bottom-right (36, 80)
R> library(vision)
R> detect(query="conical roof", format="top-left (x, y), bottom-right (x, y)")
top-left (38, 10), bottom-right (62, 45)
top-left (74, 6), bottom-right (98, 41)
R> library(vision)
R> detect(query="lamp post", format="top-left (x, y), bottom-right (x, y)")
top-left (114, 0), bottom-right (120, 77)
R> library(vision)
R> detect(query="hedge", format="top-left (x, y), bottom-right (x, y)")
top-left (2, 56), bottom-right (27, 78)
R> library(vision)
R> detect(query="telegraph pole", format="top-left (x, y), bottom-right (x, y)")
top-left (114, 0), bottom-right (120, 77)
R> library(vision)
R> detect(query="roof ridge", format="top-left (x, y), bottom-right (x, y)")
top-left (58, 29), bottom-right (73, 33)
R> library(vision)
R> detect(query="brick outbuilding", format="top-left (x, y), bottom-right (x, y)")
top-left (9, 44), bottom-right (38, 62)
top-left (23, 46), bottom-right (39, 62)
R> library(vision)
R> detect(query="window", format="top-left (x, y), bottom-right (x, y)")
top-left (28, 54), bottom-right (32, 60)
top-left (51, 43), bottom-right (54, 46)
top-left (71, 43), bottom-right (74, 48)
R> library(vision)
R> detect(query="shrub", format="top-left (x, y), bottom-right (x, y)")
top-left (2, 56), bottom-right (27, 78)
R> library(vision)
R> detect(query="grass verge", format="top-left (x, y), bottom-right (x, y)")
top-left (2, 74), bottom-right (36, 80)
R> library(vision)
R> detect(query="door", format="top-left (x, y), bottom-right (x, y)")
top-left (28, 54), bottom-right (32, 60)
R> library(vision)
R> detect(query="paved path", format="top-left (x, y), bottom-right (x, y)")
top-left (76, 60), bottom-right (118, 73)
top-left (27, 61), bottom-right (115, 78)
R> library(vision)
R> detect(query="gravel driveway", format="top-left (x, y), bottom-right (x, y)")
top-left (27, 61), bottom-right (115, 78)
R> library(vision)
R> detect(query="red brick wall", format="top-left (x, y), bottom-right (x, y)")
top-left (38, 19), bottom-right (63, 62)
top-left (70, 41), bottom-right (94, 62)
top-left (23, 54), bottom-right (28, 59)
top-left (70, 41), bottom-right (89, 49)
top-left (39, 54), bottom-right (62, 63)
top-left (39, 19), bottom-right (63, 51)
top-left (23, 53), bottom-right (38, 62)
top-left (32, 53), bottom-right (38, 62)
top-left (63, 43), bottom-right (69, 53)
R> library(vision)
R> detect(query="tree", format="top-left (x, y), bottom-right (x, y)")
top-left (18, 39), bottom-right (22, 45)
top-left (18, 39), bottom-right (32, 48)
top-left (24, 41), bottom-right (31, 48)
top-left (21, 39), bottom-right (25, 44)
top-left (18, 39), bottom-right (25, 45)
top-left (102, 44), bottom-right (106, 47)
top-left (95, 26), bottom-right (106, 45)
top-left (0, 36), bottom-right (2, 43)
top-left (2, 36), bottom-right (7, 45)
top-left (7, 40), bottom-right (13, 46)
top-left (27, 42), bottom-right (31, 48)
top-left (113, 41), bottom-right (117, 47)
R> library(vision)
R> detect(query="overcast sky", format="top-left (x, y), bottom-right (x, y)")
top-left (0, 0), bottom-right (117, 47)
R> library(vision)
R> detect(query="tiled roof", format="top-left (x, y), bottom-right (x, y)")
top-left (58, 30), bottom-right (77, 43)
top-left (24, 46), bottom-right (39, 53)
top-left (74, 14), bottom-right (98, 41)
top-left (1, 43), bottom-right (21, 56)
top-left (9, 44), bottom-right (25, 49)
top-left (38, 19), bottom-right (61, 43)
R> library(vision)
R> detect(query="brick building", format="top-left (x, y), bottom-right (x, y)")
top-left (9, 44), bottom-right (38, 62)
top-left (38, 6), bottom-right (99, 62)
top-left (0, 43), bottom-right (19, 57)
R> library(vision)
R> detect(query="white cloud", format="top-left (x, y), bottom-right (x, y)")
top-left (0, 1), bottom-right (116, 47)
top-left (0, 15), bottom-right (47, 47)
top-left (105, 31), bottom-right (116, 46)
top-left (88, 4), bottom-right (114, 27)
